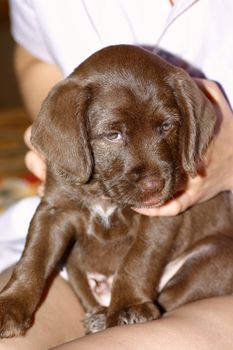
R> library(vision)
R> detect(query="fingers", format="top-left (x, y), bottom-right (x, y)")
top-left (24, 126), bottom-right (46, 182)
top-left (134, 79), bottom-right (232, 217)
top-left (24, 125), bottom-right (36, 152)
top-left (132, 175), bottom-right (204, 217)
top-left (24, 150), bottom-right (46, 182)
top-left (194, 79), bottom-right (231, 113)
top-left (132, 192), bottom-right (195, 217)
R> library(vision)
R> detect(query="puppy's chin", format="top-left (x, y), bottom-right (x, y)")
top-left (135, 198), bottom-right (163, 209)
top-left (100, 193), bottom-right (169, 209)
top-left (94, 180), bottom-right (174, 208)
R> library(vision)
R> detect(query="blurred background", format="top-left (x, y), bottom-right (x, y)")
top-left (0, 0), bottom-right (38, 212)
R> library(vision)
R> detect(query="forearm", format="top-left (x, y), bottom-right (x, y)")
top-left (14, 44), bottom-right (63, 120)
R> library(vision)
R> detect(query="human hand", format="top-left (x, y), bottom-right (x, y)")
top-left (24, 126), bottom-right (46, 196)
top-left (133, 80), bottom-right (233, 216)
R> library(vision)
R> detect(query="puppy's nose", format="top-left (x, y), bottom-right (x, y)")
top-left (139, 176), bottom-right (165, 193)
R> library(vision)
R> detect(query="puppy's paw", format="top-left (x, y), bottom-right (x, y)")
top-left (0, 296), bottom-right (33, 338)
top-left (107, 302), bottom-right (160, 328)
top-left (82, 307), bottom-right (107, 334)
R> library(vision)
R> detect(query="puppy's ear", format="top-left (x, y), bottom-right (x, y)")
top-left (31, 79), bottom-right (93, 183)
top-left (170, 71), bottom-right (216, 176)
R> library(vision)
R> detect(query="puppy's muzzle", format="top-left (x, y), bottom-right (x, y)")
top-left (138, 175), bottom-right (165, 194)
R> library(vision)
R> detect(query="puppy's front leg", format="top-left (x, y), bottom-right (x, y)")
top-left (106, 230), bottom-right (172, 328)
top-left (0, 200), bottom-right (74, 338)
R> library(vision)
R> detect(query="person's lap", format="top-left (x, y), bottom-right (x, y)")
top-left (51, 295), bottom-right (233, 350)
top-left (1, 268), bottom-right (233, 350)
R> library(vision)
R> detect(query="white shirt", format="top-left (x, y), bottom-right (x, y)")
top-left (9, 0), bottom-right (233, 107)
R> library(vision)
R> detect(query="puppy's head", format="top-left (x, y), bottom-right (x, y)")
top-left (31, 45), bottom-right (216, 207)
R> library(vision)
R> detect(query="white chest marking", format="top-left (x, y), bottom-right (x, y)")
top-left (87, 202), bottom-right (117, 236)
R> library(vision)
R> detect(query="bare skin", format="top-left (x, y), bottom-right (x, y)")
top-left (14, 44), bottom-right (63, 120)
top-left (50, 296), bottom-right (233, 350)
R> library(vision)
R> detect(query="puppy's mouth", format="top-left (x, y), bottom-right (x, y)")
top-left (100, 194), bottom-right (163, 208)
top-left (137, 197), bottom-right (162, 208)
top-left (95, 179), bottom-right (172, 208)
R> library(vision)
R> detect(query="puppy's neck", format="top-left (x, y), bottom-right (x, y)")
top-left (89, 198), bottom-right (118, 229)
top-left (80, 182), bottom-right (118, 220)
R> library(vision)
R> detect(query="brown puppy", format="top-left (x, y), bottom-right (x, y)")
top-left (0, 45), bottom-right (233, 337)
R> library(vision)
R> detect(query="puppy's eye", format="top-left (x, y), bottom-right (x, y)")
top-left (105, 132), bottom-right (122, 142)
top-left (160, 121), bottom-right (172, 132)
